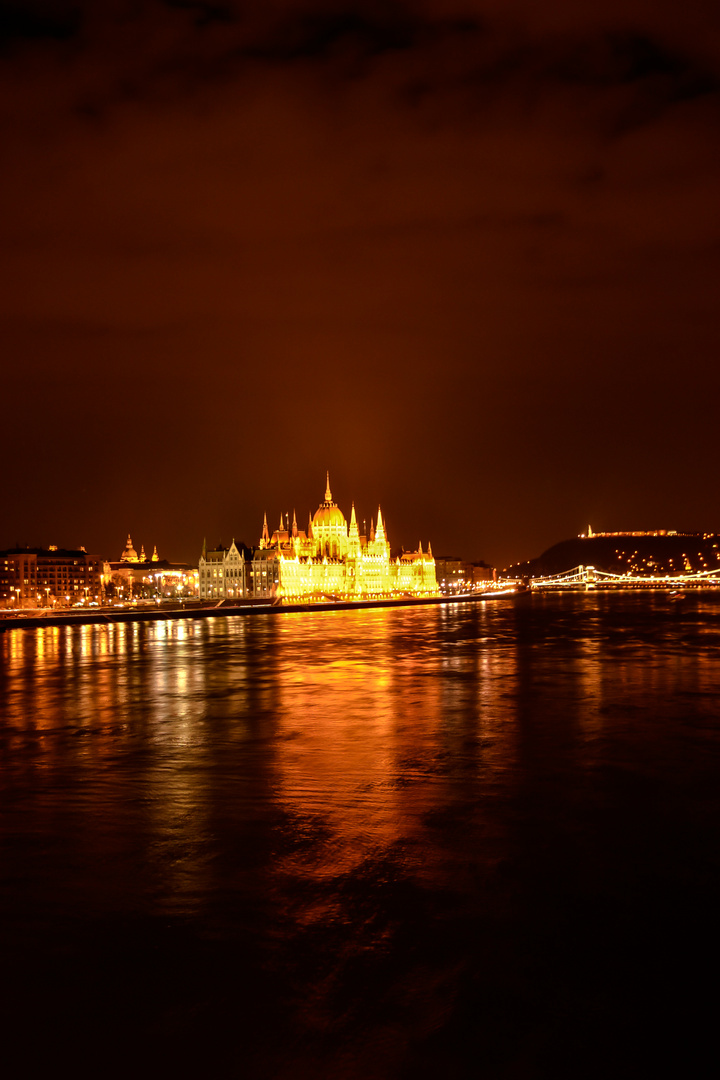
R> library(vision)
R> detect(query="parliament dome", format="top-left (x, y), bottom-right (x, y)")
top-left (313, 503), bottom-right (346, 528)
top-left (312, 474), bottom-right (346, 530)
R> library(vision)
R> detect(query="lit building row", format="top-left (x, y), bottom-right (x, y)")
top-left (199, 475), bottom-right (439, 602)
top-left (434, 556), bottom-right (496, 593)
top-left (0, 546), bottom-right (104, 608)
top-left (103, 534), bottom-right (198, 601)
top-left (0, 536), bottom-right (200, 609)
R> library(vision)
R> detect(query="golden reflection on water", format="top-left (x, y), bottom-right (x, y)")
top-left (265, 606), bottom-right (524, 905)
top-left (272, 610), bottom-right (434, 879)
top-left (3, 595), bottom-right (720, 922)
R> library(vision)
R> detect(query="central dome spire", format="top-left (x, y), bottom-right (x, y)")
top-left (312, 472), bottom-right (347, 551)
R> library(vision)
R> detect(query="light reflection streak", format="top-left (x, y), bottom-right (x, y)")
top-left (267, 606), bottom-right (524, 902)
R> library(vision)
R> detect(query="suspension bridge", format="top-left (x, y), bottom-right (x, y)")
top-left (526, 565), bottom-right (720, 590)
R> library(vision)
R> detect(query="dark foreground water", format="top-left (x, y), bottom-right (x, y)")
top-left (1, 593), bottom-right (719, 1077)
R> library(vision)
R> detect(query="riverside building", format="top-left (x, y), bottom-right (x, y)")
top-left (104, 534), bottom-right (198, 600)
top-left (197, 540), bottom-right (247, 601)
top-left (0, 546), bottom-right (104, 608)
top-left (199, 475), bottom-right (438, 602)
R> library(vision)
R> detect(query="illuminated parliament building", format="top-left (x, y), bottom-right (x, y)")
top-left (199, 475), bottom-right (438, 602)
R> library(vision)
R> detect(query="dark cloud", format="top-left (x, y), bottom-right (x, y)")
top-left (163, 1), bottom-right (234, 27)
top-left (3, 3), bottom-right (718, 135)
top-left (0, 1), bottom-right (81, 46)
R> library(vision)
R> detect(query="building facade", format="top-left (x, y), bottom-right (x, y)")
top-left (433, 556), bottom-right (495, 594)
top-left (198, 540), bottom-right (247, 600)
top-left (0, 546), bottom-right (104, 608)
top-left (200, 476), bottom-right (438, 602)
top-left (105, 534), bottom-right (198, 601)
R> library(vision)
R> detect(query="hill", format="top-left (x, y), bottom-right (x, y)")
top-left (506, 532), bottom-right (720, 578)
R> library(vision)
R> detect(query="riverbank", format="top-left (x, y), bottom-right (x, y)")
top-left (0, 588), bottom-right (518, 631)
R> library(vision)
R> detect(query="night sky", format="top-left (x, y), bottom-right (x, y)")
top-left (2, 1), bottom-right (719, 568)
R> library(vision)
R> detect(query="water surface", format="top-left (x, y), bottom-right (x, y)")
top-left (2, 593), bottom-right (719, 1076)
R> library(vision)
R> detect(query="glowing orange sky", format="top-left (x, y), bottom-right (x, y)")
top-left (2, 1), bottom-right (719, 567)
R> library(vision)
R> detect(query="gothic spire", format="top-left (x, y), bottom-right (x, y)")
top-left (348, 502), bottom-right (360, 546)
top-left (325, 471), bottom-right (332, 502)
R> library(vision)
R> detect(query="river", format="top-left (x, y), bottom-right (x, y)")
top-left (1, 592), bottom-right (719, 1076)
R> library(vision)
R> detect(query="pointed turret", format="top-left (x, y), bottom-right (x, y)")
top-left (279, 512), bottom-right (284, 533)
top-left (348, 502), bottom-right (360, 555)
top-left (307, 511), bottom-right (314, 539)
top-left (260, 513), bottom-right (269, 549)
top-left (292, 510), bottom-right (298, 539)
top-left (325, 471), bottom-right (332, 502)
top-left (140, 545), bottom-right (146, 562)
top-left (375, 506), bottom-right (385, 542)
top-left (151, 545), bottom-right (159, 562)
top-left (428, 541), bottom-right (433, 558)
top-left (418, 541), bottom-right (423, 556)
top-left (369, 517), bottom-right (375, 542)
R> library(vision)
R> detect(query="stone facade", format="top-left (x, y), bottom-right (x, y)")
top-left (198, 540), bottom-right (247, 600)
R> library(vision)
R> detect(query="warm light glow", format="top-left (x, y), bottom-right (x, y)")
top-left (198, 477), bottom-right (440, 602)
